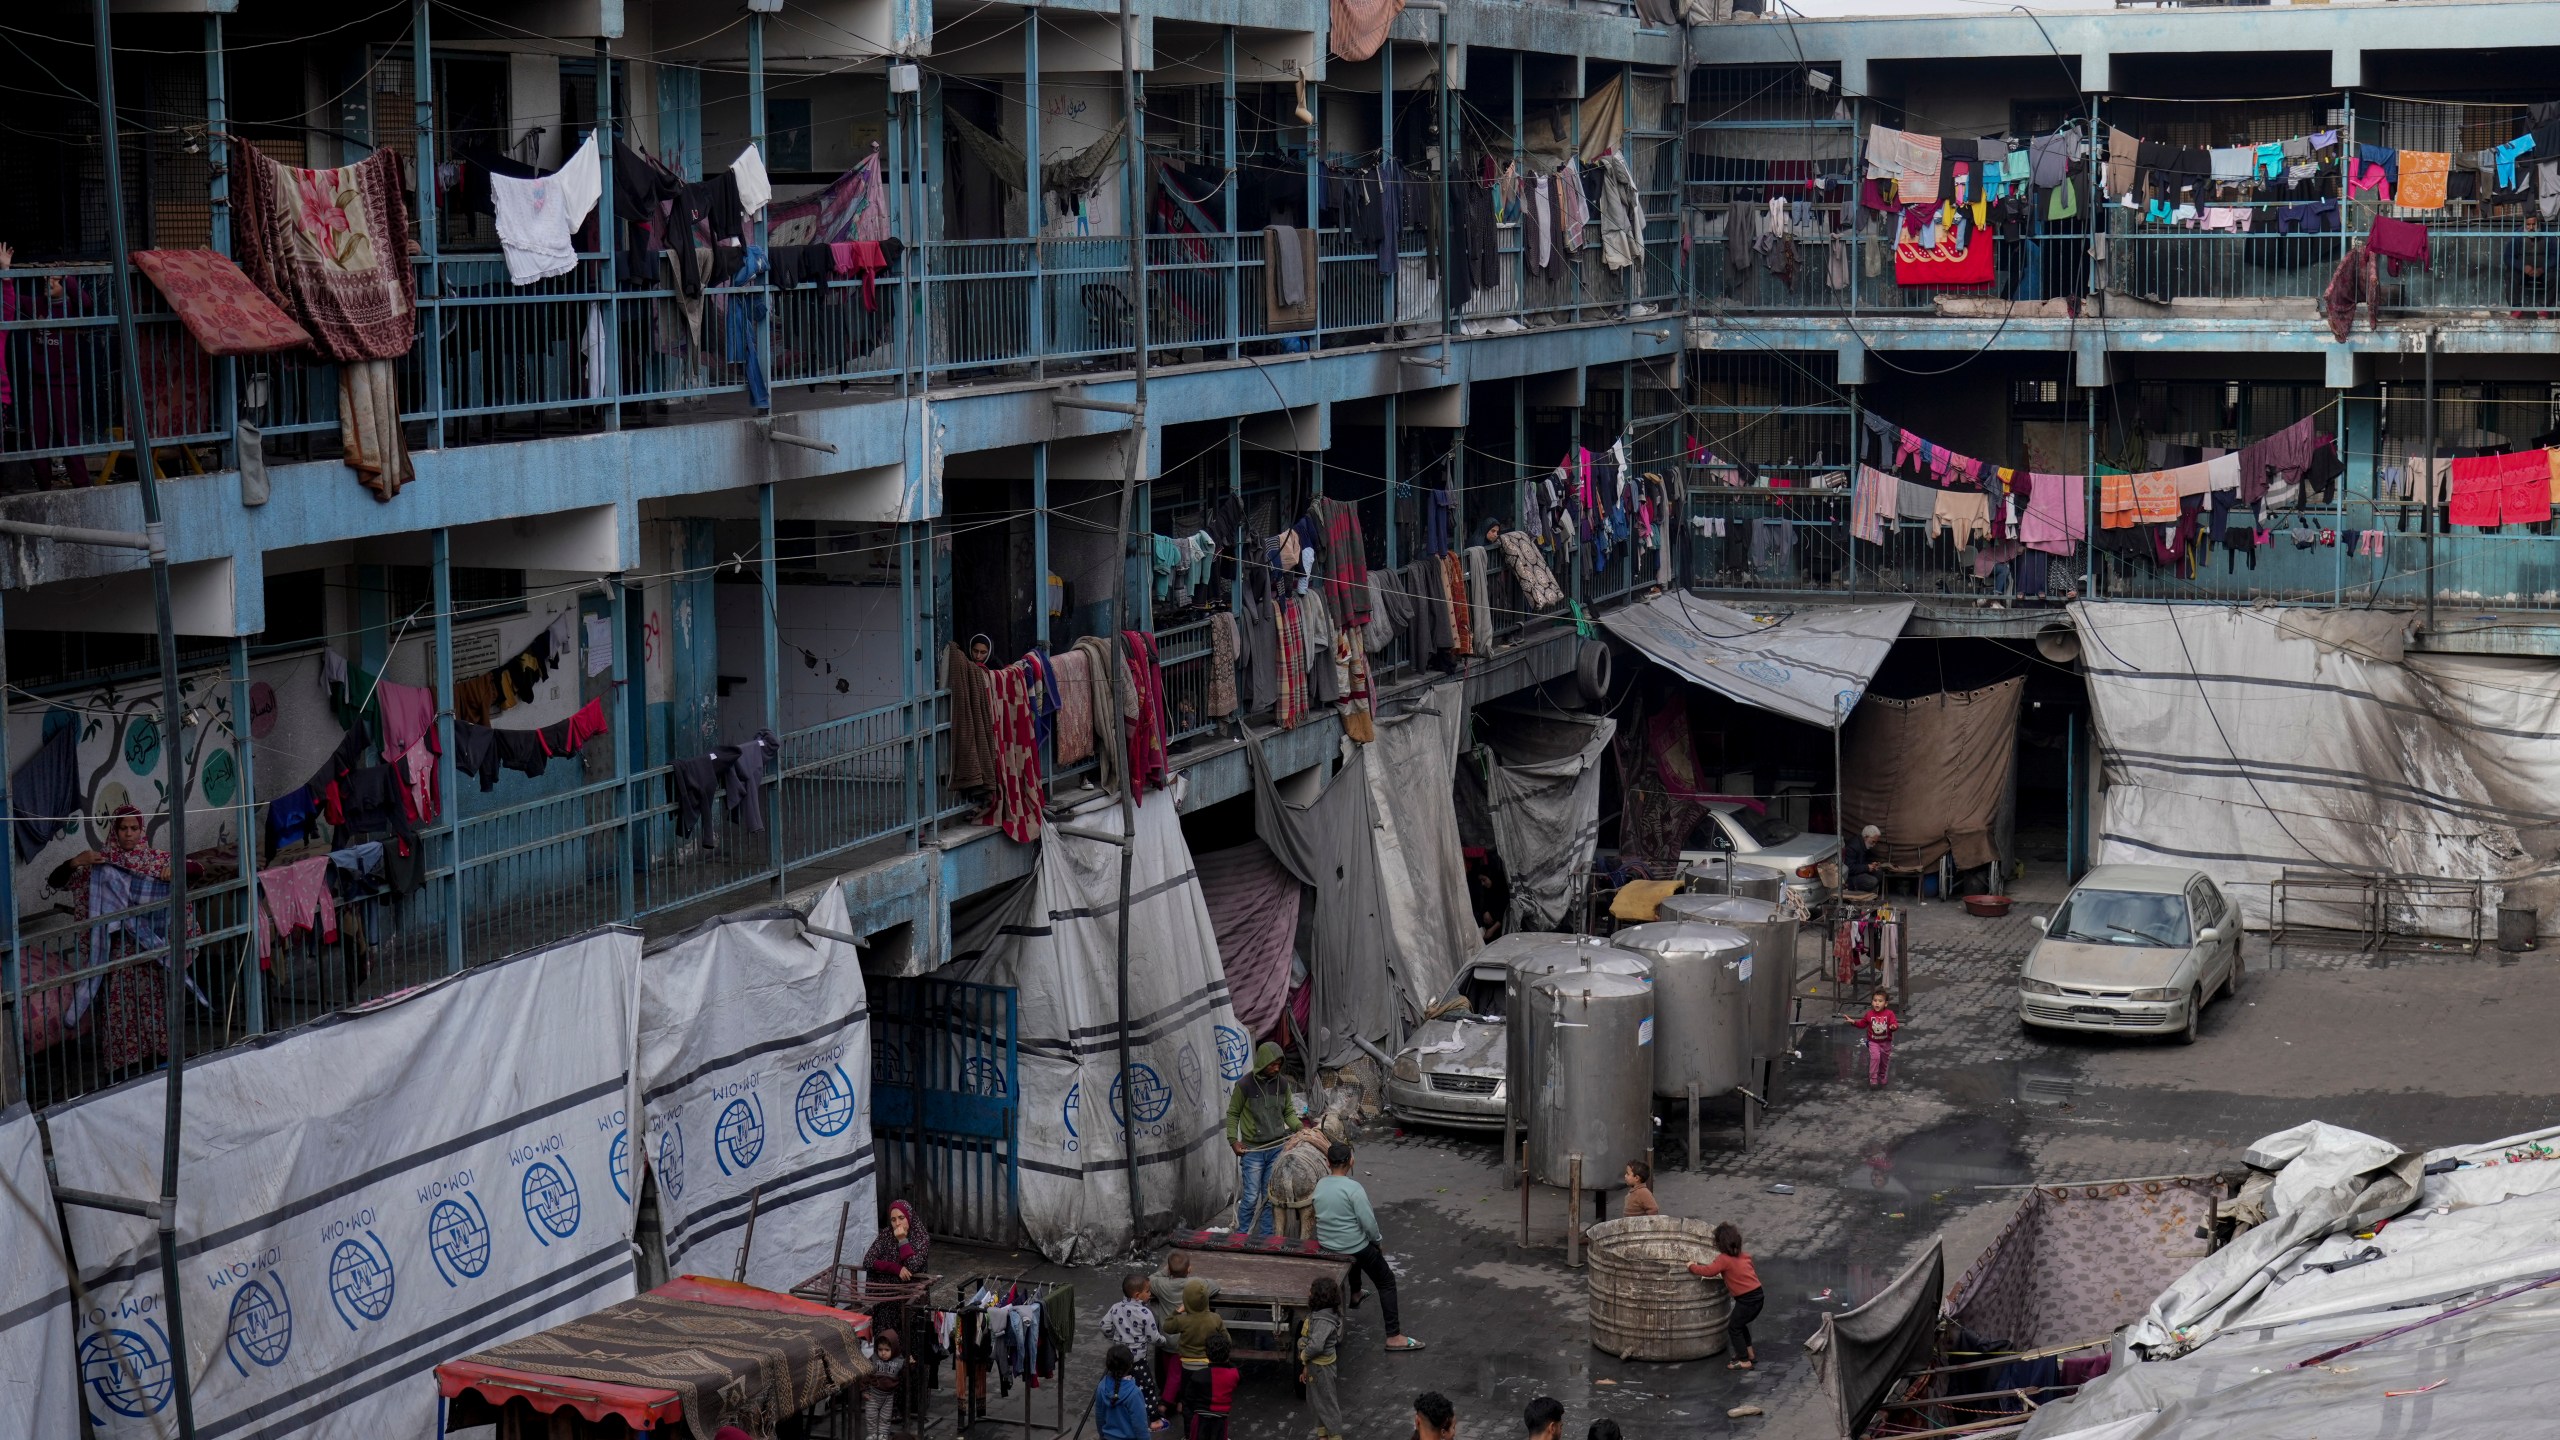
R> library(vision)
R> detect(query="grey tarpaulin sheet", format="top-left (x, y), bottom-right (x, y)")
top-left (1842, 679), bottom-right (2024, 873)
top-left (1250, 738), bottom-right (1392, 1066)
top-left (2025, 1121), bottom-right (2560, 1439)
top-left (1476, 708), bottom-right (1617, 931)
top-left (2072, 602), bottom-right (2560, 930)
top-left (1364, 688), bottom-right (1484, 1029)
top-left (1604, 594), bottom-right (1915, 730)
top-left (639, 887), bottom-right (873, 1293)
top-left (1, 1104), bottom-right (73, 1440)
top-left (942, 793), bottom-right (1243, 1264)
top-left (1812, 1239), bottom-right (1943, 1438)
top-left (1194, 840), bottom-right (1301, 1042)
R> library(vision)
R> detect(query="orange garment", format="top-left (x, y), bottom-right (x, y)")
top-left (1690, 1251), bottom-right (1762, 1296)
top-left (2547, 448), bottom-right (2560, 504)
top-left (2395, 151), bottom-right (2449, 211)
top-left (2130, 470), bottom-right (2182, 524)
top-left (2100, 470), bottom-right (2138, 529)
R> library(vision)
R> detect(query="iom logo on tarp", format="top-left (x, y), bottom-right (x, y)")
top-left (610, 1128), bottom-right (632, 1203)
top-left (223, 1277), bottom-right (292, 1373)
top-left (1736, 659), bottom-right (1793, 685)
top-left (327, 1234), bottom-right (396, 1330)
top-left (716, 1096), bottom-right (767, 1174)
top-left (80, 1321), bottom-right (174, 1419)
top-left (1062, 1081), bottom-right (1081, 1140)
top-left (1111, 1064), bottom-right (1173, 1126)
top-left (657, 1125), bottom-right (686, 1204)
top-left (1215, 1025), bottom-right (1248, 1082)
top-left (429, 1194), bottom-right (493, 1286)
top-left (963, 1055), bottom-right (1008, 1096)
top-left (796, 1067), bottom-right (857, 1143)
top-left (521, 1160), bottom-right (582, 1244)
top-left (1176, 1043), bottom-right (1203, 1104)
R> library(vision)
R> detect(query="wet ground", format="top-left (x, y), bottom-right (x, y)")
top-left (929, 866), bottom-right (2560, 1440)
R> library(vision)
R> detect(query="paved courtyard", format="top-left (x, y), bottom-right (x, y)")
top-left (937, 868), bottom-right (2560, 1440)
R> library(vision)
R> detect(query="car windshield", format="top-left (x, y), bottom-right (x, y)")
top-left (1456, 967), bottom-right (1509, 1020)
top-left (2049, 889), bottom-right (2193, 947)
top-left (1731, 809), bottom-right (1801, 847)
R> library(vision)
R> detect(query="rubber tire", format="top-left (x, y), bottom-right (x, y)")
top-left (1576, 640), bottom-right (1614, 707)
top-left (2175, 987), bottom-right (2203, 1046)
top-left (2221, 952), bottom-right (2243, 1001)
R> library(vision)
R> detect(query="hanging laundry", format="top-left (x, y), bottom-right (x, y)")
top-left (490, 133), bottom-right (604, 285)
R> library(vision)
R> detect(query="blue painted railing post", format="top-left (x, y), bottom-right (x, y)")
top-left (1025, 10), bottom-right (1044, 378)
top-left (1223, 26), bottom-right (1240, 357)
top-left (597, 37), bottom-right (621, 433)
top-left (1032, 444), bottom-right (1051, 651)
top-left (612, 580), bottom-right (637, 918)
top-left (761, 484), bottom-right (785, 891)
top-left (207, 14), bottom-right (236, 461)
top-left (433, 530), bottom-right (463, 972)
top-left (1846, 385), bottom-right (1861, 593)
top-left (229, 637), bottom-right (263, 1033)
top-left (413, 0), bottom-right (443, 449)
top-left (750, 8), bottom-right (773, 412)
top-left (0, 587), bottom-right (17, 1101)
top-left (1383, 393), bottom-right (1399, 569)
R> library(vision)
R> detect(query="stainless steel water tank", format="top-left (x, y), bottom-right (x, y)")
top-left (1656, 894), bottom-right (1798, 1067)
top-left (1524, 968), bottom-right (1656, 1189)
top-left (1498, 936), bottom-right (1653, 1142)
top-left (1611, 921), bottom-right (1754, 1098)
top-left (1682, 856), bottom-right (1788, 903)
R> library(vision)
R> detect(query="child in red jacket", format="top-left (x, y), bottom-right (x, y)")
top-left (1856, 990), bottom-right (1900, 1087)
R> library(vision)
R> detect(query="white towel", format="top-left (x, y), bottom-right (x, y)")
top-left (733, 144), bottom-right (772, 217)
top-left (490, 132), bottom-right (602, 285)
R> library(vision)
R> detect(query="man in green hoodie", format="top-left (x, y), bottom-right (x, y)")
top-left (1225, 1041), bottom-right (1295, 1235)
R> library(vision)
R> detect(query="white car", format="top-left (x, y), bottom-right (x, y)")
top-left (1384, 960), bottom-right (1511, 1131)
top-left (1679, 801), bottom-right (1841, 908)
top-left (2020, 864), bottom-right (2242, 1045)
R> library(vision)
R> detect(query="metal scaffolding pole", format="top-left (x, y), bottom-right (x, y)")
top-left (1106, 0), bottom-right (1153, 1252)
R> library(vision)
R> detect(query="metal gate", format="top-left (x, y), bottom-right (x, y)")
top-left (870, 977), bottom-right (1021, 1243)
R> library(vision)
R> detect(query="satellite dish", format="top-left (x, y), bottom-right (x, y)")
top-left (2034, 622), bottom-right (2082, 665)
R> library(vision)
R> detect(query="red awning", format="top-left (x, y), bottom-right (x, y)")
top-left (434, 1276), bottom-right (871, 1430)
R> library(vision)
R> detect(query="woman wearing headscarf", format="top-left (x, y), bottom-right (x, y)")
top-left (862, 1200), bottom-right (933, 1422)
top-left (51, 806), bottom-right (203, 1075)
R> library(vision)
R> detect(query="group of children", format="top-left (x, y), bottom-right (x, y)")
top-left (1094, 1253), bottom-right (1355, 1440)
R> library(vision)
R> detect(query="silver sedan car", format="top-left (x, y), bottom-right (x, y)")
top-left (1385, 960), bottom-right (1511, 1130)
top-left (2019, 864), bottom-right (2242, 1044)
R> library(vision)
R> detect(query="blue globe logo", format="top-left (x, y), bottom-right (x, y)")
top-left (657, 1125), bottom-right (685, 1204)
top-left (795, 1068), bottom-right (856, 1143)
top-left (429, 1194), bottom-right (493, 1286)
top-left (1062, 1081), bottom-right (1081, 1139)
top-left (1215, 1025), bottom-right (1249, 1082)
top-left (80, 1323), bottom-right (173, 1418)
top-left (715, 1097), bottom-right (766, 1175)
top-left (610, 1128), bottom-right (632, 1203)
top-left (1737, 659), bottom-right (1794, 685)
top-left (872, 1038), bottom-right (909, 1087)
top-left (1111, 1063), bottom-right (1173, 1126)
top-left (224, 1277), bottom-right (292, 1374)
top-left (963, 1055), bottom-right (1008, 1096)
top-left (522, 1160), bottom-right (582, 1244)
top-left (328, 1235), bottom-right (396, 1330)
top-left (1176, 1043), bottom-right (1203, 1104)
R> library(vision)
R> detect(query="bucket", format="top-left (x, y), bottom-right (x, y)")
top-left (2498, 906), bottom-right (2538, 953)
top-left (1584, 1216), bottom-right (1734, 1361)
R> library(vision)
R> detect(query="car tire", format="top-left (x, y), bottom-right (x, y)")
top-left (2176, 987), bottom-right (2202, 1046)
top-left (2221, 953), bottom-right (2243, 1001)
top-left (1576, 641), bottom-right (1613, 707)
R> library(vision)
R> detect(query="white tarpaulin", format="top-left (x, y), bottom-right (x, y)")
top-left (2073, 602), bottom-right (2560, 930)
top-left (944, 793), bottom-right (1242, 1264)
top-left (1477, 708), bottom-right (1618, 931)
top-left (2, 1104), bottom-right (74, 1439)
top-left (1604, 594), bottom-right (1914, 729)
top-left (1365, 688), bottom-right (1483, 1025)
top-left (46, 928), bottom-right (643, 1440)
top-left (640, 887), bottom-right (873, 1293)
top-left (2026, 1120), bottom-right (2560, 1440)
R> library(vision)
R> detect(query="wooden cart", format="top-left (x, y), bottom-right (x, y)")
top-left (1168, 1240), bottom-right (1354, 1364)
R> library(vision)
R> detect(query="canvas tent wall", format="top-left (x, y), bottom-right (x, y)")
top-left (1, 1104), bottom-right (74, 1440)
top-left (1474, 707), bottom-right (1617, 931)
top-left (1842, 678), bottom-right (2025, 875)
top-left (1604, 595), bottom-right (1915, 730)
top-left (941, 792), bottom-right (1243, 1264)
top-left (1363, 688), bottom-right (1484, 1027)
top-left (45, 928), bottom-right (644, 1440)
top-left (1248, 737), bottom-right (1392, 1067)
top-left (2073, 602), bottom-right (2560, 931)
top-left (639, 888), bottom-right (874, 1295)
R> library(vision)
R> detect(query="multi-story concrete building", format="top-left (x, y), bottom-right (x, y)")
top-left (0, 2), bottom-right (1682, 1159)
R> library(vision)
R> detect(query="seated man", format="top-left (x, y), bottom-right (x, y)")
top-left (1843, 824), bottom-right (1883, 891)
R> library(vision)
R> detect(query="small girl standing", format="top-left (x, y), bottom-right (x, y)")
top-left (1856, 990), bottom-right (1901, 1087)
top-left (863, 1328), bottom-right (908, 1439)
top-left (1297, 1277), bottom-right (1345, 1440)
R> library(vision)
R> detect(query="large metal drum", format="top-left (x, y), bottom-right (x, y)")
top-left (1682, 856), bottom-right (1788, 903)
top-left (1501, 937), bottom-right (1653, 1127)
top-left (1657, 894), bottom-right (1799, 1067)
top-left (1611, 922), bottom-right (1754, 1098)
top-left (1524, 969), bottom-right (1656, 1189)
top-left (1585, 1216), bottom-right (1735, 1361)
